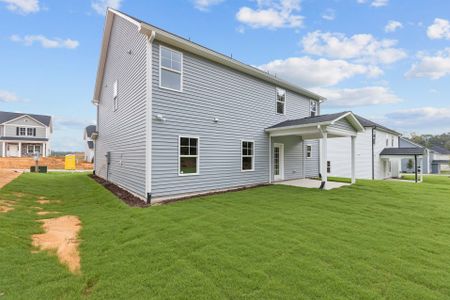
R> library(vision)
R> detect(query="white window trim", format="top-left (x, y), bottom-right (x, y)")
top-left (159, 45), bottom-right (183, 93)
top-left (241, 140), bottom-right (255, 172)
top-left (306, 144), bottom-right (312, 159)
top-left (275, 88), bottom-right (286, 115)
top-left (178, 135), bottom-right (199, 176)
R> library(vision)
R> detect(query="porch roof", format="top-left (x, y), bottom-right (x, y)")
top-left (0, 137), bottom-right (48, 142)
top-left (265, 111), bottom-right (365, 139)
top-left (380, 147), bottom-right (424, 156)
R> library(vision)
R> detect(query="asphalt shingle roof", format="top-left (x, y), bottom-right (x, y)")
top-left (355, 115), bottom-right (400, 135)
top-left (267, 112), bottom-right (350, 129)
top-left (380, 147), bottom-right (424, 156)
top-left (430, 145), bottom-right (450, 155)
top-left (0, 111), bottom-right (52, 127)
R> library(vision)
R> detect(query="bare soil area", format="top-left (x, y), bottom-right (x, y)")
top-left (0, 169), bottom-right (22, 189)
top-left (32, 215), bottom-right (82, 274)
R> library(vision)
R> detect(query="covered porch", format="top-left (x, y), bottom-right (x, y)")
top-left (265, 112), bottom-right (365, 188)
top-left (380, 147), bottom-right (425, 183)
top-left (1, 139), bottom-right (48, 157)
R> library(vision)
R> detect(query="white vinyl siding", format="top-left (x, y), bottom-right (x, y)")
top-left (113, 80), bottom-right (119, 111)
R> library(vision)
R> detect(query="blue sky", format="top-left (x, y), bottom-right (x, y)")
top-left (1, 0), bottom-right (449, 151)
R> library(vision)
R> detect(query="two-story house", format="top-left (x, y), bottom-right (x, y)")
top-left (92, 9), bottom-right (365, 203)
top-left (84, 125), bottom-right (96, 163)
top-left (0, 111), bottom-right (52, 157)
top-left (327, 115), bottom-right (404, 179)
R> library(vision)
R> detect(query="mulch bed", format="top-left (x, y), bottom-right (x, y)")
top-left (89, 174), bottom-right (149, 208)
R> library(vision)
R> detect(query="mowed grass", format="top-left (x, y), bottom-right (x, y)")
top-left (1, 173), bottom-right (450, 299)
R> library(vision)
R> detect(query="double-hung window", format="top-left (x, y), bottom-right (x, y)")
top-left (327, 161), bottom-right (331, 173)
top-left (27, 128), bottom-right (33, 136)
top-left (19, 127), bottom-right (26, 136)
top-left (306, 145), bottom-right (312, 158)
top-left (241, 141), bottom-right (254, 171)
top-left (160, 46), bottom-right (182, 91)
top-left (276, 88), bottom-right (286, 114)
top-left (179, 136), bottom-right (198, 175)
top-left (310, 101), bottom-right (318, 117)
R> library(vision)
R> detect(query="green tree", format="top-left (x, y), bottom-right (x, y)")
top-left (407, 159), bottom-right (414, 170)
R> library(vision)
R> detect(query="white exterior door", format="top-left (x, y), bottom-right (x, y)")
top-left (273, 143), bottom-right (284, 181)
top-left (7, 144), bottom-right (19, 157)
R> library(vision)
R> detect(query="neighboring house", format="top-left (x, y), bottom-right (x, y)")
top-left (84, 125), bottom-right (96, 163)
top-left (92, 9), bottom-right (365, 203)
top-left (430, 145), bottom-right (450, 173)
top-left (399, 140), bottom-right (450, 174)
top-left (399, 138), bottom-right (431, 174)
top-left (326, 115), bottom-right (402, 179)
top-left (0, 111), bottom-right (52, 157)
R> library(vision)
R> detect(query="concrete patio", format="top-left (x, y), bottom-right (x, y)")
top-left (275, 178), bottom-right (350, 190)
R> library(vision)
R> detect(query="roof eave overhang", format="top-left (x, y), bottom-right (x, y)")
top-left (92, 8), bottom-right (325, 104)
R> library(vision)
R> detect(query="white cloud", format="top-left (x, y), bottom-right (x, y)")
top-left (91, 0), bottom-right (122, 15)
top-left (0, 90), bottom-right (23, 102)
top-left (10, 34), bottom-right (79, 49)
top-left (0, 0), bottom-right (39, 14)
top-left (427, 18), bottom-right (450, 40)
top-left (384, 20), bottom-right (403, 33)
top-left (301, 30), bottom-right (407, 64)
top-left (321, 8), bottom-right (335, 21)
top-left (383, 107), bottom-right (450, 131)
top-left (236, 0), bottom-right (303, 29)
top-left (405, 48), bottom-right (450, 79)
top-left (357, 0), bottom-right (389, 7)
top-left (194, 0), bottom-right (224, 11)
top-left (258, 56), bottom-right (382, 88)
top-left (314, 86), bottom-right (401, 108)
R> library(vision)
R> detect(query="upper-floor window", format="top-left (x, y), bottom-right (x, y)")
top-left (391, 136), bottom-right (394, 147)
top-left (306, 145), bottom-right (312, 158)
top-left (160, 46), bottom-right (183, 91)
top-left (179, 136), bottom-right (198, 175)
top-left (241, 141), bottom-right (254, 171)
top-left (386, 137), bottom-right (389, 147)
top-left (17, 127), bottom-right (36, 136)
top-left (327, 161), bottom-right (331, 173)
top-left (276, 88), bottom-right (286, 114)
top-left (113, 80), bottom-right (118, 111)
top-left (310, 100), bottom-right (318, 117)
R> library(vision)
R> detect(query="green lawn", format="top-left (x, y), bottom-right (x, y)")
top-left (1, 173), bottom-right (450, 299)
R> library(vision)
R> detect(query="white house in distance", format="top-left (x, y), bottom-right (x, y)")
top-left (84, 125), bottom-right (96, 163)
top-left (326, 115), bottom-right (404, 179)
top-left (0, 111), bottom-right (52, 157)
top-left (400, 138), bottom-right (450, 174)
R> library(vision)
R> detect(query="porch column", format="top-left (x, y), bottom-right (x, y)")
top-left (414, 155), bottom-right (418, 183)
top-left (268, 134), bottom-right (272, 184)
top-left (18, 142), bottom-right (22, 157)
top-left (321, 131), bottom-right (328, 184)
top-left (351, 136), bottom-right (356, 184)
top-left (1, 142), bottom-right (5, 157)
top-left (420, 156), bottom-right (424, 183)
top-left (42, 143), bottom-right (46, 157)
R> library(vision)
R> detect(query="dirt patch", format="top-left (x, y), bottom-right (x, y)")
top-left (0, 156), bottom-right (93, 170)
top-left (32, 216), bottom-right (81, 274)
top-left (36, 200), bottom-right (51, 204)
top-left (37, 211), bottom-right (58, 216)
top-left (0, 169), bottom-right (22, 189)
top-left (89, 174), bottom-right (149, 207)
top-left (0, 200), bottom-right (16, 213)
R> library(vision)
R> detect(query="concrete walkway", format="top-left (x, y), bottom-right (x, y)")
top-left (275, 178), bottom-right (350, 190)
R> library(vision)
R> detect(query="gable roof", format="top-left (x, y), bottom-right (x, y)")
top-left (355, 115), bottom-right (400, 136)
top-left (85, 125), bottom-right (96, 138)
top-left (0, 111), bottom-right (52, 127)
top-left (93, 9), bottom-right (325, 104)
top-left (266, 111), bottom-right (365, 133)
top-left (430, 145), bottom-right (450, 154)
top-left (400, 137), bottom-right (425, 149)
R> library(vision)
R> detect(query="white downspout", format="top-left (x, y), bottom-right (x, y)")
top-left (268, 134), bottom-right (272, 184)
